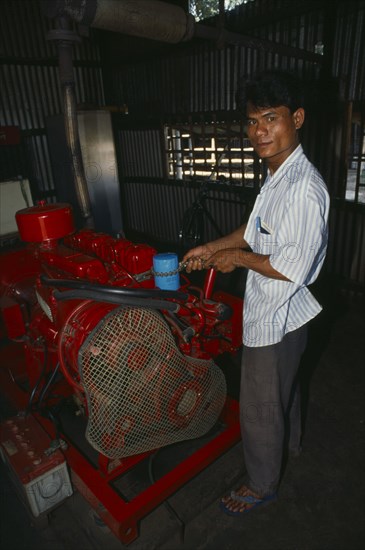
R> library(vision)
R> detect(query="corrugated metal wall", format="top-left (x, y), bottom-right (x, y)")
top-left (0, 0), bottom-right (364, 292)
top-left (107, 1), bottom-right (364, 293)
top-left (123, 180), bottom-right (252, 245)
top-left (113, 43), bottom-right (321, 116)
top-left (0, 0), bottom-right (105, 200)
top-left (111, 2), bottom-right (324, 245)
top-left (331, 1), bottom-right (365, 100)
top-left (119, 129), bottom-right (164, 178)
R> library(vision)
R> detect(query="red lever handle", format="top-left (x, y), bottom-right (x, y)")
top-left (203, 267), bottom-right (216, 300)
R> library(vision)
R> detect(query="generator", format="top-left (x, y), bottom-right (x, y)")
top-left (0, 202), bottom-right (242, 544)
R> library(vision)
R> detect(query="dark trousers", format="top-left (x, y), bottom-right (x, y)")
top-left (239, 324), bottom-right (307, 496)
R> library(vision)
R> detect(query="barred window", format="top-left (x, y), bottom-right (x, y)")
top-left (345, 103), bottom-right (365, 204)
top-left (164, 120), bottom-right (259, 186)
top-left (189, 1), bottom-right (253, 22)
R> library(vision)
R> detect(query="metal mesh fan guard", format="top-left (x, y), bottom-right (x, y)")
top-left (78, 307), bottom-right (226, 458)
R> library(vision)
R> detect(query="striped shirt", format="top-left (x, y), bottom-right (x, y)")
top-left (243, 144), bottom-right (329, 347)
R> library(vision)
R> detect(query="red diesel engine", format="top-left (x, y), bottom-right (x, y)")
top-left (0, 202), bottom-right (242, 542)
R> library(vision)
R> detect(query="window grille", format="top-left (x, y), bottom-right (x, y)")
top-left (164, 120), bottom-right (259, 187)
top-left (345, 103), bottom-right (365, 204)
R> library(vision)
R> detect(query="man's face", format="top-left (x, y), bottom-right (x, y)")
top-left (245, 102), bottom-right (304, 171)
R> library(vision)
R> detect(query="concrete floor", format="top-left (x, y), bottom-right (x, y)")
top-left (0, 280), bottom-right (364, 550)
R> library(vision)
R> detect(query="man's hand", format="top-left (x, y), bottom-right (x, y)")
top-left (183, 248), bottom-right (240, 273)
top-left (182, 243), bottom-right (218, 272)
top-left (182, 224), bottom-right (249, 273)
top-left (204, 249), bottom-right (239, 273)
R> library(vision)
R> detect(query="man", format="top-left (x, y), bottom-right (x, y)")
top-left (183, 70), bottom-right (329, 516)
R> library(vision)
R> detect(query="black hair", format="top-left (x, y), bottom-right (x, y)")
top-left (236, 70), bottom-right (305, 116)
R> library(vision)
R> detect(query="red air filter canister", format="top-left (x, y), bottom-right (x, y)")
top-left (16, 203), bottom-right (75, 243)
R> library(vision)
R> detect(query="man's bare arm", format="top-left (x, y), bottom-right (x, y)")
top-left (207, 248), bottom-right (290, 281)
top-left (182, 224), bottom-right (250, 271)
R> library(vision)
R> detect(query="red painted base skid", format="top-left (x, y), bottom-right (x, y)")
top-left (0, 346), bottom-right (240, 545)
top-left (62, 399), bottom-right (240, 544)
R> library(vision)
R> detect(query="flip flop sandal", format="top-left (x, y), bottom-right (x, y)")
top-left (219, 490), bottom-right (278, 517)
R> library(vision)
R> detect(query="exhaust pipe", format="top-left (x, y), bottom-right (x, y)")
top-left (46, 15), bottom-right (93, 226)
top-left (43, 0), bottom-right (195, 44)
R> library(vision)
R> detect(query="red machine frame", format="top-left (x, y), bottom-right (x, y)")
top-left (0, 358), bottom-right (240, 544)
top-left (0, 203), bottom-right (242, 544)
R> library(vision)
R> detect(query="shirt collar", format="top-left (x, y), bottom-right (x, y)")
top-left (261, 144), bottom-right (304, 192)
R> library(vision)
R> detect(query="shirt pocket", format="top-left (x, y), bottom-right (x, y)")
top-left (254, 229), bottom-right (279, 256)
